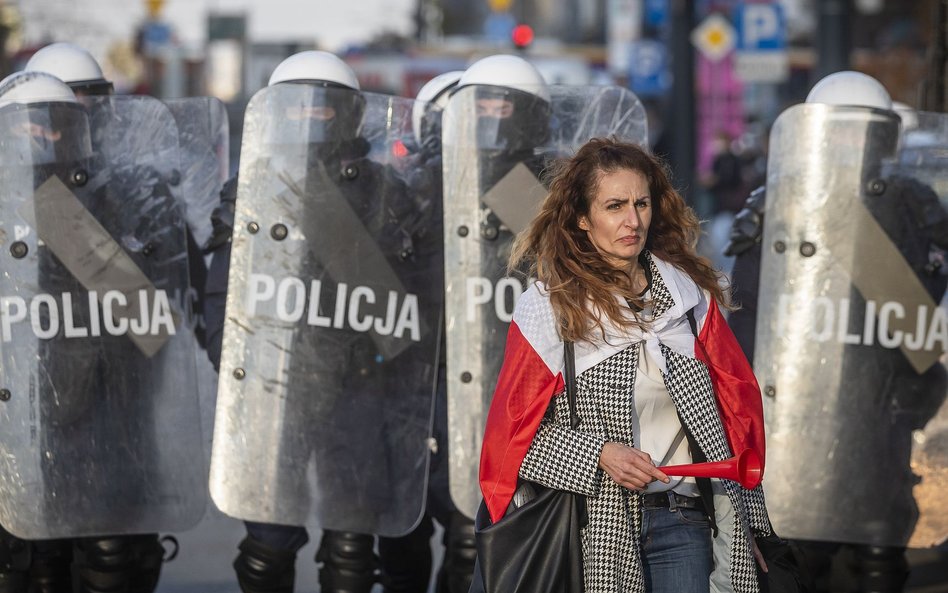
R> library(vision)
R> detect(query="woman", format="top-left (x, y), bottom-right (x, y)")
top-left (479, 139), bottom-right (772, 593)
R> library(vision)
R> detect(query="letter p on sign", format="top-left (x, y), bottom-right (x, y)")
top-left (736, 3), bottom-right (785, 51)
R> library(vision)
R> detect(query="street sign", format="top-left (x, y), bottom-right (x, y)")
top-left (691, 13), bottom-right (736, 63)
top-left (735, 2), bottom-right (786, 50)
top-left (629, 40), bottom-right (670, 97)
top-left (484, 12), bottom-right (516, 43)
top-left (733, 2), bottom-right (788, 83)
top-left (734, 52), bottom-right (788, 82)
top-left (644, 0), bottom-right (668, 28)
top-left (141, 21), bottom-right (172, 57)
top-left (607, 0), bottom-right (643, 75)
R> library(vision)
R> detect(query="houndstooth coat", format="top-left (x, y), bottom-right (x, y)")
top-left (480, 252), bottom-right (772, 593)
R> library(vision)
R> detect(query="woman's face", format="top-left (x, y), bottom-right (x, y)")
top-left (578, 168), bottom-right (652, 269)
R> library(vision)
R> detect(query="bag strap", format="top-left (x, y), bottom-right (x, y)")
top-left (686, 307), bottom-right (698, 338)
top-left (681, 305), bottom-right (719, 535)
top-left (564, 341), bottom-right (580, 430)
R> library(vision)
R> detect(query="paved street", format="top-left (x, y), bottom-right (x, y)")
top-left (157, 510), bottom-right (444, 593)
top-left (156, 518), bottom-right (946, 593)
top-left (156, 354), bottom-right (948, 593)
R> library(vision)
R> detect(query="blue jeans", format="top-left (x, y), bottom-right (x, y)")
top-left (640, 505), bottom-right (713, 593)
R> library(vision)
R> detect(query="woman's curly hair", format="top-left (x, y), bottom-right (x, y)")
top-left (508, 138), bottom-right (729, 342)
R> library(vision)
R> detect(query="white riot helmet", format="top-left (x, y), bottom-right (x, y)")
top-left (0, 71), bottom-right (78, 107)
top-left (0, 71), bottom-right (91, 166)
top-left (456, 54), bottom-right (550, 103)
top-left (805, 71), bottom-right (892, 111)
top-left (267, 51), bottom-right (364, 146)
top-left (26, 42), bottom-right (113, 96)
top-left (455, 54), bottom-right (551, 153)
top-left (268, 50), bottom-right (360, 89)
top-left (412, 70), bottom-right (463, 147)
top-left (807, 71), bottom-right (899, 181)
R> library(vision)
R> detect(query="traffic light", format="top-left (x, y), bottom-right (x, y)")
top-left (512, 24), bottom-right (534, 49)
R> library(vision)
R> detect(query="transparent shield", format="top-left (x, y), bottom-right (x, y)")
top-left (165, 97), bottom-right (230, 250)
top-left (757, 104), bottom-right (948, 547)
top-left (442, 84), bottom-right (648, 518)
top-left (209, 85), bottom-right (440, 536)
top-left (898, 110), bottom-right (948, 547)
top-left (0, 96), bottom-right (205, 539)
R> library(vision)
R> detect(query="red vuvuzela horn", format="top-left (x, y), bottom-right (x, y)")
top-left (658, 448), bottom-right (763, 490)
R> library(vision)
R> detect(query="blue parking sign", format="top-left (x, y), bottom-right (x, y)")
top-left (734, 2), bottom-right (785, 51)
top-left (644, 0), bottom-right (668, 28)
top-left (483, 12), bottom-right (516, 43)
top-left (629, 40), bottom-right (670, 97)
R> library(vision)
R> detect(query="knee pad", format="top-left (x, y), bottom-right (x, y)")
top-left (854, 545), bottom-right (909, 593)
top-left (315, 531), bottom-right (378, 593)
top-left (233, 535), bottom-right (298, 593)
top-left (73, 536), bottom-right (133, 593)
top-left (440, 513), bottom-right (476, 593)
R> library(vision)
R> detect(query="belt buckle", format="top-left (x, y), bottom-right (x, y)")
top-left (641, 492), bottom-right (666, 508)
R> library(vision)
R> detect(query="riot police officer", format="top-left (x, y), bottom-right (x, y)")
top-left (376, 70), bottom-right (479, 593)
top-left (206, 50), bottom-right (438, 593)
top-left (726, 71), bottom-right (948, 592)
top-left (725, 71), bottom-right (902, 362)
top-left (0, 71), bottom-right (83, 593)
top-left (26, 41), bottom-right (214, 348)
top-left (0, 70), bottom-right (203, 593)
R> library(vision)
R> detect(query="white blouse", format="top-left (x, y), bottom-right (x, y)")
top-left (633, 341), bottom-right (700, 496)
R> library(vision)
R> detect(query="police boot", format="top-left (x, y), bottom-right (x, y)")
top-left (0, 573), bottom-right (26, 593)
top-left (73, 536), bottom-right (133, 593)
top-left (232, 535), bottom-right (297, 593)
top-left (315, 530), bottom-right (378, 593)
top-left (126, 534), bottom-right (165, 593)
top-left (437, 512), bottom-right (476, 593)
top-left (0, 528), bottom-right (29, 593)
top-left (854, 545), bottom-right (909, 593)
top-left (0, 570), bottom-right (28, 593)
top-left (378, 518), bottom-right (434, 593)
top-left (28, 538), bottom-right (72, 593)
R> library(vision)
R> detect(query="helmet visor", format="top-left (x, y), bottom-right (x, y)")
top-left (0, 102), bottom-right (92, 166)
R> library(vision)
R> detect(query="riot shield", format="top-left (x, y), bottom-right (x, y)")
top-left (756, 104), bottom-right (948, 547)
top-left (209, 84), bottom-right (440, 536)
top-left (0, 96), bottom-right (205, 539)
top-left (442, 84), bottom-right (648, 518)
top-left (164, 97), bottom-right (230, 249)
top-left (900, 110), bottom-right (948, 213)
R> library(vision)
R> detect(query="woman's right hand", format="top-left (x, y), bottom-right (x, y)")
top-left (598, 442), bottom-right (670, 491)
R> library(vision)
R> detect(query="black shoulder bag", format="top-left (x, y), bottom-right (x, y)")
top-left (470, 341), bottom-right (587, 593)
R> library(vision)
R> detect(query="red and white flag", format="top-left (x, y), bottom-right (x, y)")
top-left (479, 257), bottom-right (765, 522)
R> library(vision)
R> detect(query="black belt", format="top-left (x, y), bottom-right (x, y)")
top-left (640, 491), bottom-right (704, 511)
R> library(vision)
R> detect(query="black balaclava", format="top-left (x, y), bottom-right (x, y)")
top-left (473, 85), bottom-right (551, 191)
